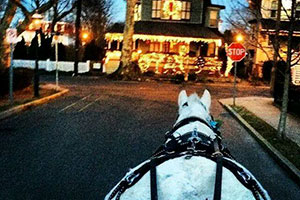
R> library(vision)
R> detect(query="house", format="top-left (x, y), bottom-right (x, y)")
top-left (249, 0), bottom-right (300, 85)
top-left (17, 13), bottom-right (76, 46)
top-left (103, 0), bottom-right (226, 75)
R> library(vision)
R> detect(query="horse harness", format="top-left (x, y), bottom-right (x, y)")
top-left (107, 117), bottom-right (269, 200)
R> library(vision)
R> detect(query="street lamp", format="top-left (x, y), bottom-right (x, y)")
top-left (236, 34), bottom-right (244, 43)
top-left (32, 12), bottom-right (43, 97)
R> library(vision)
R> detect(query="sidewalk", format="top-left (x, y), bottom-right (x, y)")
top-left (219, 97), bottom-right (300, 147)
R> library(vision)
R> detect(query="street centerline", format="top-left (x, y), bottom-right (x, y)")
top-left (59, 94), bottom-right (92, 113)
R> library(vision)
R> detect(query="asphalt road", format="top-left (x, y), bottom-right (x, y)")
top-left (0, 76), bottom-right (299, 200)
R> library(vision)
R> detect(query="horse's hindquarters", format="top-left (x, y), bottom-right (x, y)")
top-left (107, 156), bottom-right (256, 200)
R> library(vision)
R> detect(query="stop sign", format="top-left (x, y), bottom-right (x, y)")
top-left (227, 42), bottom-right (246, 62)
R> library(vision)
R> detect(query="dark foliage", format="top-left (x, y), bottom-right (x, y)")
top-left (51, 43), bottom-right (66, 61)
top-left (262, 61), bottom-right (274, 82)
top-left (83, 40), bottom-right (102, 61)
top-left (273, 61), bottom-right (300, 115)
top-left (0, 68), bottom-right (33, 96)
top-left (13, 37), bottom-right (28, 59)
top-left (218, 47), bottom-right (227, 75)
top-left (28, 32), bottom-right (39, 60)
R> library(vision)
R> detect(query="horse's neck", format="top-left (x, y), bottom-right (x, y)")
top-left (176, 121), bottom-right (216, 139)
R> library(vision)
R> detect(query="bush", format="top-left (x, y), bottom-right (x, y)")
top-left (0, 68), bottom-right (33, 96)
top-left (171, 74), bottom-right (184, 84)
top-left (273, 61), bottom-right (300, 116)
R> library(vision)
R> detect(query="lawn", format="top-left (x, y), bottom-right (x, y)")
top-left (232, 106), bottom-right (300, 170)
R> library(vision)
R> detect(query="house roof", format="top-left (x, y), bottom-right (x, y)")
top-left (107, 21), bottom-right (224, 39)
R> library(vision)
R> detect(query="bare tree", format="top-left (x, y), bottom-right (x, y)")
top-left (0, 0), bottom-right (56, 71)
top-left (50, 0), bottom-right (76, 32)
top-left (81, 0), bottom-right (112, 46)
top-left (223, 1), bottom-right (273, 64)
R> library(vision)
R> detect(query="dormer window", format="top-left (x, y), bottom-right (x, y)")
top-left (209, 10), bottom-right (218, 27)
top-left (270, 0), bottom-right (277, 18)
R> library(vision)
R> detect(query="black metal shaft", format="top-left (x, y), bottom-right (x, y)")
top-left (34, 36), bottom-right (39, 97)
top-left (74, 0), bottom-right (82, 76)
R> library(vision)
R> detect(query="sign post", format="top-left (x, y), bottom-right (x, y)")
top-left (6, 28), bottom-right (17, 105)
top-left (227, 42), bottom-right (246, 106)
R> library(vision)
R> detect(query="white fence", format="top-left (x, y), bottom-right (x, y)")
top-left (12, 59), bottom-right (101, 74)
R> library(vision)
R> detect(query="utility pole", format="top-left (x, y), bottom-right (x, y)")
top-left (74, 0), bottom-right (82, 76)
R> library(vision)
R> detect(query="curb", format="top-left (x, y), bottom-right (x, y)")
top-left (0, 88), bottom-right (69, 121)
top-left (219, 101), bottom-right (300, 185)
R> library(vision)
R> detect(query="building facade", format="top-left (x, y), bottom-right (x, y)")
top-left (104, 0), bottom-right (226, 75)
top-left (249, 0), bottom-right (300, 84)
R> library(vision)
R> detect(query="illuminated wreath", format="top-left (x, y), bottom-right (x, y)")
top-left (162, 0), bottom-right (182, 19)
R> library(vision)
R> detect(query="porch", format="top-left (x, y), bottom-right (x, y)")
top-left (104, 32), bottom-right (224, 75)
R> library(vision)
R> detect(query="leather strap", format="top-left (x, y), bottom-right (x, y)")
top-left (150, 159), bottom-right (158, 200)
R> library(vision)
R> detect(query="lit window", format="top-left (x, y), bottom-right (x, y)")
top-left (150, 42), bottom-right (161, 52)
top-left (209, 10), bottom-right (218, 27)
top-left (270, 1), bottom-right (277, 18)
top-left (152, 0), bottom-right (161, 18)
top-left (181, 1), bottom-right (191, 20)
top-left (134, 3), bottom-right (142, 21)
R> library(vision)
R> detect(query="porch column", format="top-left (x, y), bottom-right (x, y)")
top-left (108, 41), bottom-right (111, 50)
top-left (214, 41), bottom-right (219, 58)
top-left (133, 39), bottom-right (136, 50)
top-left (117, 40), bottom-right (120, 50)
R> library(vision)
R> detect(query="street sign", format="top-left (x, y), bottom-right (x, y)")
top-left (227, 42), bottom-right (246, 62)
top-left (6, 28), bottom-right (18, 44)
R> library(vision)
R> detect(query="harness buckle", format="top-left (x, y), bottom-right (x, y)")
top-left (125, 172), bottom-right (139, 186)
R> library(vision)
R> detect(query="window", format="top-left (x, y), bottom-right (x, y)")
top-left (181, 1), bottom-right (191, 20)
top-left (152, 0), bottom-right (161, 18)
top-left (134, 3), bottom-right (142, 21)
top-left (150, 42), bottom-right (161, 52)
top-left (209, 10), bottom-right (218, 27)
top-left (270, 0), bottom-right (277, 18)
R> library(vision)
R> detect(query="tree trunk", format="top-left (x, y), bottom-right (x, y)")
top-left (270, 0), bottom-right (282, 94)
top-left (114, 0), bottom-right (138, 80)
top-left (0, 1), bottom-right (18, 72)
top-left (277, 0), bottom-right (296, 139)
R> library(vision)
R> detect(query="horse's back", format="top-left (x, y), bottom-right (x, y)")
top-left (106, 156), bottom-right (255, 200)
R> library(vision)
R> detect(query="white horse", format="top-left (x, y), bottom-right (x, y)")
top-left (105, 90), bottom-right (271, 200)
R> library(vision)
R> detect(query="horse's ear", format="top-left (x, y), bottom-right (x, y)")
top-left (201, 89), bottom-right (211, 111)
top-left (178, 90), bottom-right (188, 107)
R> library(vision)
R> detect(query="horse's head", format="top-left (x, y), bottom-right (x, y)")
top-left (177, 89), bottom-right (211, 124)
top-left (170, 89), bottom-right (217, 140)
